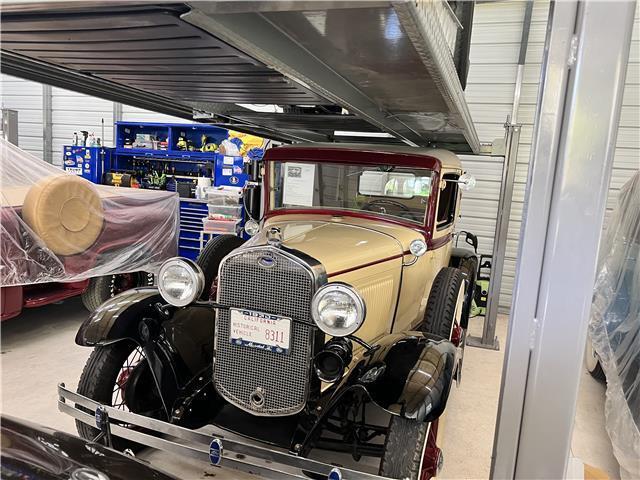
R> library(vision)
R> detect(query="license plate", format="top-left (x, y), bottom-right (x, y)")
top-left (229, 309), bottom-right (291, 355)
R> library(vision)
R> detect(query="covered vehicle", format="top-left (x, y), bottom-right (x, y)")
top-left (62, 143), bottom-right (479, 479)
top-left (587, 171), bottom-right (640, 479)
top-left (0, 414), bottom-right (178, 480)
top-left (0, 138), bottom-right (179, 319)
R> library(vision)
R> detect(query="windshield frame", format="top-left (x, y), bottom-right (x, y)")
top-left (263, 157), bottom-right (442, 237)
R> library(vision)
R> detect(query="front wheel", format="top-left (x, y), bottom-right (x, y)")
top-left (76, 341), bottom-right (164, 450)
top-left (81, 272), bottom-right (154, 312)
top-left (379, 416), bottom-right (440, 479)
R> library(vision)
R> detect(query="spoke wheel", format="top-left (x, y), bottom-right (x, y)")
top-left (111, 346), bottom-right (145, 411)
top-left (76, 341), bottom-right (163, 451)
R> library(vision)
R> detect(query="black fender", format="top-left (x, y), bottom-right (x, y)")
top-left (319, 333), bottom-right (457, 422)
top-left (299, 333), bottom-right (457, 454)
top-left (76, 287), bottom-right (213, 375)
top-left (75, 287), bottom-right (162, 346)
top-left (350, 333), bottom-right (457, 422)
top-left (75, 287), bottom-right (215, 419)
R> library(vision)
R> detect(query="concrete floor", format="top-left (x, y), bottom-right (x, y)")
top-left (0, 299), bottom-right (620, 479)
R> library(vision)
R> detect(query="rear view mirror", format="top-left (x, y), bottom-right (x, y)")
top-left (359, 171), bottom-right (432, 198)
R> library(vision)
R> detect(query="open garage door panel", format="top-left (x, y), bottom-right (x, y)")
top-left (1, 1), bottom-right (479, 152)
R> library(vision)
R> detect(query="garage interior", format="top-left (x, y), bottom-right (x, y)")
top-left (0, 1), bottom-right (638, 479)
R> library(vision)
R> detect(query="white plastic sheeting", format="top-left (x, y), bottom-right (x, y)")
top-left (0, 138), bottom-right (179, 286)
top-left (588, 171), bottom-right (640, 479)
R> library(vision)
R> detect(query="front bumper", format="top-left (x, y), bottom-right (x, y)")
top-left (58, 383), bottom-right (391, 480)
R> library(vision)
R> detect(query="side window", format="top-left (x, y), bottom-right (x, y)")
top-left (436, 173), bottom-right (459, 229)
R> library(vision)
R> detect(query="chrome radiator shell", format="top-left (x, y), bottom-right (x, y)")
top-left (213, 246), bottom-right (325, 416)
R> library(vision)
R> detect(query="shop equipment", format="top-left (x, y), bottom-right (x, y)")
top-left (66, 122), bottom-right (255, 260)
top-left (62, 146), bottom-right (112, 184)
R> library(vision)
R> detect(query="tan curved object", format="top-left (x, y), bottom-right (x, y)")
top-left (22, 174), bottom-right (104, 256)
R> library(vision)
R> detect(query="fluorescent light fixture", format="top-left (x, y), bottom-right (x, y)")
top-left (334, 131), bottom-right (395, 138)
top-left (236, 104), bottom-right (283, 113)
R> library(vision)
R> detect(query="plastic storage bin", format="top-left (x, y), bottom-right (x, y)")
top-left (205, 187), bottom-right (243, 205)
top-left (202, 218), bottom-right (239, 234)
top-left (208, 204), bottom-right (242, 219)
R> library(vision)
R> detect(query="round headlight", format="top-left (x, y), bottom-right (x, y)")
top-left (311, 283), bottom-right (366, 337)
top-left (157, 258), bottom-right (205, 307)
top-left (244, 219), bottom-right (260, 237)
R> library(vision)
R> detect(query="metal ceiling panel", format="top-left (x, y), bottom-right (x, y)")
top-left (1, 8), bottom-right (325, 106)
top-left (1, 1), bottom-right (480, 152)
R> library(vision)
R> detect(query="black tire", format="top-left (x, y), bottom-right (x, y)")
top-left (451, 255), bottom-right (477, 329)
top-left (81, 272), bottom-right (153, 312)
top-left (585, 341), bottom-right (606, 383)
top-left (589, 361), bottom-right (606, 382)
top-left (76, 341), bottom-right (160, 450)
top-left (422, 267), bottom-right (465, 340)
top-left (379, 416), bottom-right (430, 479)
top-left (196, 234), bottom-right (245, 300)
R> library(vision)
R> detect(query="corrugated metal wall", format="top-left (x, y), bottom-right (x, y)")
top-left (0, 74), bottom-right (44, 157)
top-left (458, 0), bottom-right (551, 309)
top-left (458, 0), bottom-right (639, 309)
top-left (51, 89), bottom-right (114, 165)
top-left (0, 1), bottom-right (638, 310)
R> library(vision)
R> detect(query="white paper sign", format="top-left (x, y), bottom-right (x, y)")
top-left (223, 156), bottom-right (235, 165)
top-left (282, 163), bottom-right (315, 207)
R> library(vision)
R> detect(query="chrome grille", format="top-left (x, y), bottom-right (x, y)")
top-left (214, 247), bottom-right (317, 416)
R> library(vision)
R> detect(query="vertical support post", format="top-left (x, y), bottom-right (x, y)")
top-left (112, 102), bottom-right (123, 147)
top-left (491, 1), bottom-right (635, 478)
top-left (467, 123), bottom-right (520, 350)
top-left (467, 0), bottom-right (530, 350)
top-left (1, 108), bottom-right (19, 146)
top-left (42, 84), bottom-right (52, 163)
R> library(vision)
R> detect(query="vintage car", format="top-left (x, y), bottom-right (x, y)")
top-left (62, 144), bottom-right (479, 479)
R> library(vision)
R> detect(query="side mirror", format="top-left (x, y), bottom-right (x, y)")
top-left (443, 173), bottom-right (476, 191)
top-left (457, 173), bottom-right (476, 191)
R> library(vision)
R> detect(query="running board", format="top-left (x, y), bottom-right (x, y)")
top-left (58, 383), bottom-right (391, 480)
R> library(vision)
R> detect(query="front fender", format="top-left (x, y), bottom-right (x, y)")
top-left (75, 287), bottom-right (216, 421)
top-left (360, 334), bottom-right (456, 421)
top-left (341, 333), bottom-right (457, 422)
top-left (76, 287), bottom-right (214, 377)
top-left (75, 287), bottom-right (162, 346)
top-left (299, 333), bottom-right (456, 455)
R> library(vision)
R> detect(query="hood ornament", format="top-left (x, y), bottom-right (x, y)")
top-left (266, 226), bottom-right (282, 247)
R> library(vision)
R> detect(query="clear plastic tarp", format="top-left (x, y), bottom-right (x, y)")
top-left (0, 138), bottom-right (179, 286)
top-left (588, 171), bottom-right (640, 479)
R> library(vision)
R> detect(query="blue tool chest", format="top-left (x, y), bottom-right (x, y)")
top-left (178, 200), bottom-right (213, 260)
top-left (64, 122), bottom-right (254, 260)
top-left (62, 146), bottom-right (112, 183)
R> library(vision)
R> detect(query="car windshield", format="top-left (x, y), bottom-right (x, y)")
top-left (270, 161), bottom-right (435, 224)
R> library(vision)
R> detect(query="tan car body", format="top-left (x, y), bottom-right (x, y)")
top-left (251, 147), bottom-right (464, 350)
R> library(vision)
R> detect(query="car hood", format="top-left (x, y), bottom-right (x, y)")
top-left (249, 217), bottom-right (406, 276)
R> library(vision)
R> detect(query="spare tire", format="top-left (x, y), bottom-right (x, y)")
top-left (22, 174), bottom-right (104, 256)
